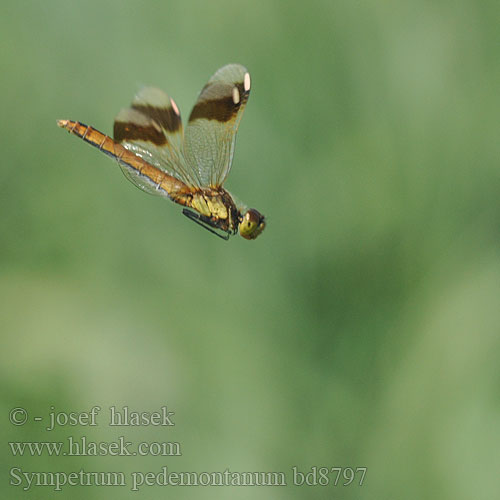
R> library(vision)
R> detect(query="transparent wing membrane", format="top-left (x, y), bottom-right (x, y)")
top-left (184, 64), bottom-right (251, 188)
top-left (113, 87), bottom-right (201, 190)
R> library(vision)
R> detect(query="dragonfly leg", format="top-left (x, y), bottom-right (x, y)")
top-left (182, 209), bottom-right (230, 241)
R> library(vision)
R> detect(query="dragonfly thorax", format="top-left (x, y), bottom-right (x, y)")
top-left (180, 188), bottom-right (240, 234)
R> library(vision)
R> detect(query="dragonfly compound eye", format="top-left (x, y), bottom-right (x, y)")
top-left (239, 209), bottom-right (266, 240)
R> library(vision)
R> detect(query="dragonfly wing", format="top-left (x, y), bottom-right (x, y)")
top-left (114, 87), bottom-right (201, 191)
top-left (183, 64), bottom-right (251, 188)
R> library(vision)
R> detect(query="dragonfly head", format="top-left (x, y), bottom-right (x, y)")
top-left (239, 209), bottom-right (266, 240)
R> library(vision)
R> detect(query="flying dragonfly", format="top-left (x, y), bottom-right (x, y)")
top-left (57, 64), bottom-right (265, 240)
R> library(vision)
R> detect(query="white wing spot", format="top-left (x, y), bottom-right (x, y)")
top-left (170, 98), bottom-right (180, 116)
top-left (232, 86), bottom-right (240, 104)
top-left (244, 72), bottom-right (251, 91)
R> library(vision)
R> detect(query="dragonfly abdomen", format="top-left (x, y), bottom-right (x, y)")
top-left (57, 119), bottom-right (189, 198)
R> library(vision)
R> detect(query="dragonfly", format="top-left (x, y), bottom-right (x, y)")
top-left (57, 64), bottom-right (265, 240)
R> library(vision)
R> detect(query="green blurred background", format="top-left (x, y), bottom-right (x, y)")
top-left (1, 0), bottom-right (499, 498)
